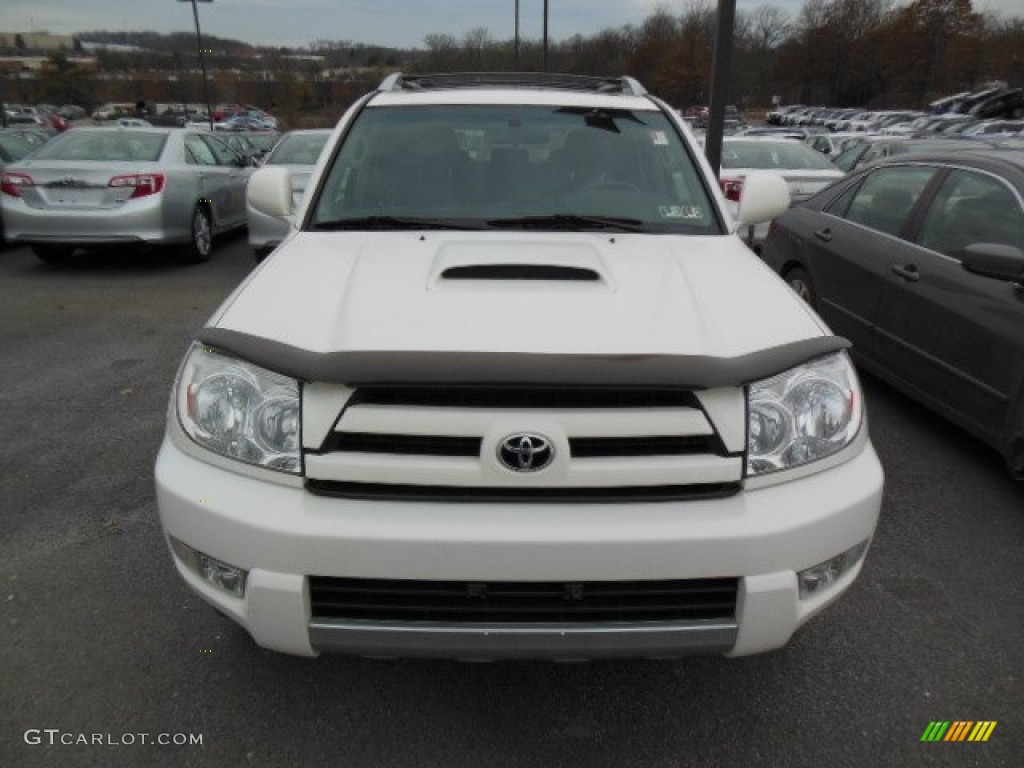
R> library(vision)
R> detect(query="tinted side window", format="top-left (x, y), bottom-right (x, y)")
top-left (201, 135), bottom-right (242, 166)
top-left (185, 135), bottom-right (217, 166)
top-left (917, 170), bottom-right (1024, 257)
top-left (841, 166), bottom-right (936, 237)
top-left (825, 178), bottom-right (862, 218)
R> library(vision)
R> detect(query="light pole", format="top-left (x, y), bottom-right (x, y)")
top-left (705, 0), bottom-right (736, 177)
top-left (514, 0), bottom-right (520, 70)
top-left (177, 0), bottom-right (213, 130)
top-left (542, 0), bottom-right (549, 73)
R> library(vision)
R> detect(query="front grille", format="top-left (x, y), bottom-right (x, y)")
top-left (347, 386), bottom-right (701, 410)
top-left (303, 384), bottom-right (743, 499)
top-left (305, 480), bottom-right (741, 503)
top-left (569, 435), bottom-right (715, 457)
top-left (308, 577), bottom-right (739, 623)
top-left (324, 433), bottom-right (482, 457)
top-left (319, 434), bottom-right (716, 458)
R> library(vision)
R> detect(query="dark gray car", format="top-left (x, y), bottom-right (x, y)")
top-left (761, 149), bottom-right (1024, 476)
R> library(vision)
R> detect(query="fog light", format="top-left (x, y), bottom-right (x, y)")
top-left (798, 540), bottom-right (869, 599)
top-left (170, 537), bottom-right (247, 598)
top-left (196, 553), bottom-right (247, 597)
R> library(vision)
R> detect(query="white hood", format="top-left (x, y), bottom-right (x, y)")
top-left (213, 231), bottom-right (826, 359)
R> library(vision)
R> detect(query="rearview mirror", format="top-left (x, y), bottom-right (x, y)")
top-left (735, 172), bottom-right (791, 227)
top-left (247, 166), bottom-right (294, 219)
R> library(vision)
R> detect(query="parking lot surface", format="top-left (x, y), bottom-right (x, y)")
top-left (2, 237), bottom-right (1022, 767)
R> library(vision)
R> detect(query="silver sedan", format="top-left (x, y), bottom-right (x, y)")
top-left (0, 126), bottom-right (252, 264)
top-left (246, 129), bottom-right (331, 261)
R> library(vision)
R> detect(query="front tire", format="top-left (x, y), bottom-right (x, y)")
top-left (32, 244), bottom-right (75, 265)
top-left (180, 205), bottom-right (213, 263)
top-left (784, 266), bottom-right (816, 308)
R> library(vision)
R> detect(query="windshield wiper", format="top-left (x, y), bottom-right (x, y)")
top-left (313, 216), bottom-right (482, 231)
top-left (486, 214), bottom-right (645, 232)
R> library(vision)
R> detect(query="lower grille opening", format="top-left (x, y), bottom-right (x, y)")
top-left (309, 577), bottom-right (739, 623)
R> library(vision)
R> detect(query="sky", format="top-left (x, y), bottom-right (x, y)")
top-left (0, 0), bottom-right (1021, 50)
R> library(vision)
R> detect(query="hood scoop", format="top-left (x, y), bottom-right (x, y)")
top-left (440, 263), bottom-right (601, 281)
top-left (428, 238), bottom-right (613, 291)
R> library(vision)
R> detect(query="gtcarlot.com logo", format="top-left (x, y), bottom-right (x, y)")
top-left (24, 729), bottom-right (203, 747)
top-left (921, 721), bottom-right (997, 743)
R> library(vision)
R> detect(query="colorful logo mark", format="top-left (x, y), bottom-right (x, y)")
top-left (921, 721), bottom-right (997, 742)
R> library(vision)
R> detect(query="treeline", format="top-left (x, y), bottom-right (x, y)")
top-left (415, 0), bottom-right (1022, 108)
top-left (29, 0), bottom-right (1024, 114)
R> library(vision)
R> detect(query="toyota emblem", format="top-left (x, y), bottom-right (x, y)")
top-left (498, 433), bottom-right (554, 472)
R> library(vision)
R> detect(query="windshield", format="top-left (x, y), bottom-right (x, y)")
top-left (311, 104), bottom-right (720, 234)
top-left (0, 133), bottom-right (36, 162)
top-left (721, 140), bottom-right (838, 171)
top-left (267, 132), bottom-right (330, 166)
top-left (31, 130), bottom-right (168, 162)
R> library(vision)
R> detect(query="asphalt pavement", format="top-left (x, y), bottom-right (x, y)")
top-left (1, 236), bottom-right (1021, 767)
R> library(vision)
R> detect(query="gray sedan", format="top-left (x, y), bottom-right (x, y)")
top-left (246, 129), bottom-right (331, 261)
top-left (761, 149), bottom-right (1024, 476)
top-left (0, 127), bottom-right (251, 264)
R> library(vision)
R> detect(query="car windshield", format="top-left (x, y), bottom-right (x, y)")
top-left (245, 132), bottom-right (280, 151)
top-left (31, 130), bottom-right (168, 162)
top-left (0, 132), bottom-right (36, 162)
top-left (311, 104), bottom-right (720, 234)
top-left (267, 133), bottom-right (330, 166)
top-left (721, 140), bottom-right (838, 170)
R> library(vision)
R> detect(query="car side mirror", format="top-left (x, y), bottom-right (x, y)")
top-left (247, 166), bottom-right (294, 219)
top-left (734, 172), bottom-right (791, 227)
top-left (961, 243), bottom-right (1024, 285)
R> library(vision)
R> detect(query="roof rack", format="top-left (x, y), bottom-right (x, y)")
top-left (377, 72), bottom-right (647, 97)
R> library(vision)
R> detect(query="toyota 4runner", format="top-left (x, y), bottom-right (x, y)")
top-left (155, 73), bottom-right (884, 659)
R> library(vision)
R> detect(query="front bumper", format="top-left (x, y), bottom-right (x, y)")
top-left (155, 436), bottom-right (883, 659)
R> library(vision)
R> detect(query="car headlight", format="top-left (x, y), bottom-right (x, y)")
top-left (746, 351), bottom-right (862, 476)
top-left (176, 344), bottom-right (301, 474)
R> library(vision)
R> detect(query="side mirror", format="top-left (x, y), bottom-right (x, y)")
top-left (735, 172), bottom-right (791, 227)
top-left (247, 166), bottom-right (294, 218)
top-left (961, 243), bottom-right (1024, 285)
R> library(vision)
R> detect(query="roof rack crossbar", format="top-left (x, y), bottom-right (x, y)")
top-left (377, 72), bottom-right (647, 97)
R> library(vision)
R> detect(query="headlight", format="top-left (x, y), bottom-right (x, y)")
top-left (176, 344), bottom-right (301, 474)
top-left (746, 351), bottom-right (862, 476)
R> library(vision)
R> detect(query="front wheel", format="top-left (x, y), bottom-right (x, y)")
top-left (180, 205), bottom-right (213, 263)
top-left (785, 266), bottom-right (816, 308)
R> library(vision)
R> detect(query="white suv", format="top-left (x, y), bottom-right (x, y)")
top-left (155, 73), bottom-right (883, 659)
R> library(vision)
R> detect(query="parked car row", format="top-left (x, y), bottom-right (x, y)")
top-left (770, 87), bottom-right (1023, 139)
